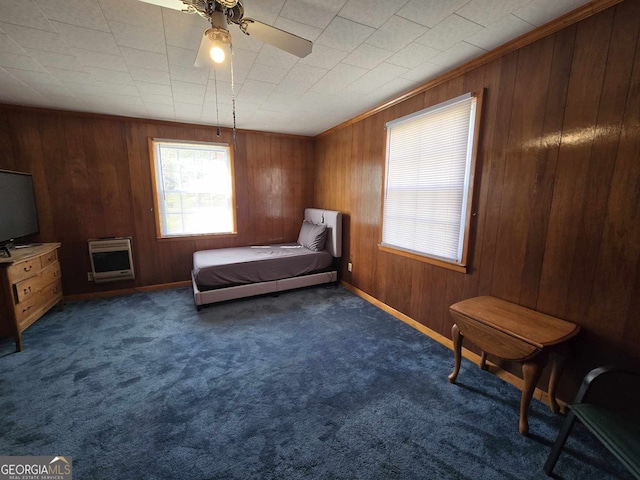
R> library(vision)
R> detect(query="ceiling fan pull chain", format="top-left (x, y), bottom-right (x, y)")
top-left (213, 66), bottom-right (221, 137)
top-left (230, 42), bottom-right (236, 147)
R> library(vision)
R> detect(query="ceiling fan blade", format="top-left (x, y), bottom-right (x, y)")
top-left (240, 19), bottom-right (312, 58)
top-left (136, 0), bottom-right (184, 10)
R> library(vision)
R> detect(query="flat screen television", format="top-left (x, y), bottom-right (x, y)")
top-left (0, 169), bottom-right (40, 253)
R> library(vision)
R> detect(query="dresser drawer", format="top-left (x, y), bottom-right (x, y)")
top-left (13, 262), bottom-right (62, 303)
top-left (15, 278), bottom-right (62, 327)
top-left (7, 257), bottom-right (41, 283)
top-left (40, 249), bottom-right (58, 269)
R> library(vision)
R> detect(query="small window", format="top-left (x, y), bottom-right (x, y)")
top-left (150, 139), bottom-right (236, 239)
top-left (380, 91), bottom-right (482, 271)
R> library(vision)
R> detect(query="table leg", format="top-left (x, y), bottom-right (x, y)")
top-left (448, 324), bottom-right (462, 383)
top-left (547, 347), bottom-right (568, 413)
top-left (480, 351), bottom-right (488, 370)
top-left (520, 354), bottom-right (547, 435)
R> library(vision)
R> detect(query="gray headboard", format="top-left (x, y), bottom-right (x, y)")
top-left (304, 208), bottom-right (342, 258)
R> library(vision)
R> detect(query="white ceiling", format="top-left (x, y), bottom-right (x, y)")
top-left (0, 0), bottom-right (589, 136)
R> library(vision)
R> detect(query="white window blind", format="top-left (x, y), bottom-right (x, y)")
top-left (382, 93), bottom-right (477, 264)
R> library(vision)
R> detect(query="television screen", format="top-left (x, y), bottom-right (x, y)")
top-left (0, 169), bottom-right (40, 245)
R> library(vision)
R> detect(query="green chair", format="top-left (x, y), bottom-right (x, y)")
top-left (544, 366), bottom-right (640, 478)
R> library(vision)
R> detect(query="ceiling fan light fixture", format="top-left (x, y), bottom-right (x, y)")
top-left (210, 44), bottom-right (225, 63)
top-left (216, 0), bottom-right (238, 7)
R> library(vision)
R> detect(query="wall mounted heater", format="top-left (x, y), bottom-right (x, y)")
top-left (89, 237), bottom-right (135, 283)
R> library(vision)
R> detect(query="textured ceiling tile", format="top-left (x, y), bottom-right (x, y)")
top-left (386, 42), bottom-right (440, 69)
top-left (0, 32), bottom-right (26, 54)
top-left (0, 52), bottom-right (47, 72)
top-left (282, 63), bottom-right (327, 85)
top-left (120, 46), bottom-right (169, 72)
top-left (274, 17), bottom-right (323, 42)
top-left (98, 0), bottom-right (164, 31)
top-left (171, 79), bottom-right (206, 97)
top-left (465, 14), bottom-right (533, 51)
top-left (400, 60), bottom-right (447, 82)
top-left (342, 42), bottom-right (391, 69)
top-left (27, 82), bottom-right (75, 97)
top-left (166, 45), bottom-right (198, 69)
top-left (514, 0), bottom-right (588, 27)
top-left (110, 21), bottom-right (166, 54)
top-left (3, 67), bottom-right (63, 85)
top-left (92, 81), bottom-right (139, 95)
top-left (397, 0), bottom-right (470, 28)
top-left (428, 41), bottom-right (486, 67)
top-left (298, 44), bottom-right (348, 70)
top-left (50, 21), bottom-right (120, 55)
top-left (140, 92), bottom-right (174, 105)
top-left (35, 0), bottom-right (110, 32)
top-left (415, 14), bottom-right (484, 51)
top-left (0, 22), bottom-right (74, 55)
top-left (169, 65), bottom-right (209, 84)
top-left (85, 66), bottom-right (134, 85)
top-left (243, 0), bottom-right (286, 25)
top-left (0, 0), bottom-right (56, 31)
top-left (255, 44), bottom-right (299, 70)
top-left (247, 63), bottom-right (289, 84)
top-left (24, 49), bottom-right (86, 72)
top-left (129, 66), bottom-right (171, 85)
top-left (173, 92), bottom-right (204, 105)
top-left (163, 22), bottom-right (204, 51)
top-left (48, 67), bottom-right (96, 84)
top-left (316, 16), bottom-right (374, 52)
top-left (134, 81), bottom-right (172, 96)
top-left (72, 48), bottom-right (128, 72)
top-left (323, 62), bottom-right (367, 83)
top-left (343, 62), bottom-right (408, 94)
top-left (274, 77), bottom-right (311, 95)
top-left (456, 0), bottom-right (531, 27)
top-left (0, 67), bottom-right (26, 86)
top-left (309, 74), bottom-right (351, 94)
top-left (339, 0), bottom-right (410, 28)
top-left (365, 15), bottom-right (427, 52)
top-left (280, 0), bottom-right (349, 29)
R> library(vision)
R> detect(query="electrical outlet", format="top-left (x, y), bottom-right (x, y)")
top-left (347, 262), bottom-right (352, 272)
top-left (87, 272), bottom-right (93, 282)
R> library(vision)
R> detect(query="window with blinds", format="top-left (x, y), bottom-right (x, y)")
top-left (381, 92), bottom-right (482, 269)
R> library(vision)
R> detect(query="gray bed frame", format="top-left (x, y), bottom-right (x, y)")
top-left (192, 208), bottom-right (342, 309)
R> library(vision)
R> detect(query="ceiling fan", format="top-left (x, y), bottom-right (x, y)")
top-left (138, 0), bottom-right (313, 66)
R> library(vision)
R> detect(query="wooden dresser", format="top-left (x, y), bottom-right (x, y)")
top-left (0, 243), bottom-right (63, 352)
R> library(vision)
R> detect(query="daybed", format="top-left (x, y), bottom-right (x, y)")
top-left (191, 208), bottom-right (342, 310)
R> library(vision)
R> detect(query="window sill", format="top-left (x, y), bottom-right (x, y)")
top-left (157, 232), bottom-right (237, 242)
top-left (378, 244), bottom-right (468, 274)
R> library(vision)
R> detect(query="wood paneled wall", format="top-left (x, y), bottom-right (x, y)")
top-left (314, 0), bottom-right (640, 393)
top-left (0, 109), bottom-right (314, 295)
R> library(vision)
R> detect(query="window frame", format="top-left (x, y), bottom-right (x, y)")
top-left (378, 90), bottom-right (484, 273)
top-left (149, 138), bottom-right (237, 241)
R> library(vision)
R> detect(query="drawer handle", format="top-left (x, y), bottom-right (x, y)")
top-left (53, 286), bottom-right (59, 293)
top-left (23, 286), bottom-right (32, 295)
top-left (22, 305), bottom-right (33, 314)
top-left (23, 265), bottom-right (33, 272)
top-left (47, 256), bottom-right (53, 261)
top-left (53, 271), bottom-right (60, 277)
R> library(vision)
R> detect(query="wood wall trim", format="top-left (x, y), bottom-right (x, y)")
top-left (0, 103), bottom-right (313, 141)
top-left (63, 280), bottom-right (192, 302)
top-left (340, 280), bottom-right (563, 409)
top-left (317, 0), bottom-right (623, 138)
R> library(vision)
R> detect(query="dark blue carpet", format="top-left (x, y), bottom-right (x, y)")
top-left (0, 285), bottom-right (631, 479)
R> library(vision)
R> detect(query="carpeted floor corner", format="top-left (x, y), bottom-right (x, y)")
top-left (0, 285), bottom-right (631, 479)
